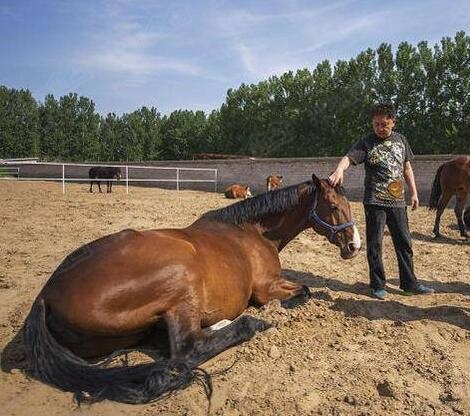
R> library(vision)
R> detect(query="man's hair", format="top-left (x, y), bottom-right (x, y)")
top-left (370, 103), bottom-right (396, 119)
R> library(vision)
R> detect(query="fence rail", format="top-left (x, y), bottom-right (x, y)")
top-left (0, 163), bottom-right (218, 194)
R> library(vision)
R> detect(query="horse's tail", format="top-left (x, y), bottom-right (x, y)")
top-left (23, 299), bottom-right (212, 404)
top-left (428, 164), bottom-right (444, 210)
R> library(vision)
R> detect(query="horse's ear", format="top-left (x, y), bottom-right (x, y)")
top-left (279, 176), bottom-right (283, 180)
top-left (311, 174), bottom-right (323, 190)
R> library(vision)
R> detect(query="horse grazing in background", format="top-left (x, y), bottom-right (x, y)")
top-left (429, 156), bottom-right (470, 238)
top-left (267, 175), bottom-right (283, 192)
top-left (89, 166), bottom-right (122, 193)
top-left (224, 184), bottom-right (252, 199)
top-left (23, 174), bottom-right (361, 404)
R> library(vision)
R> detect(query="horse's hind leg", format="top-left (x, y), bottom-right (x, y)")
top-left (98, 181), bottom-right (102, 193)
top-left (455, 193), bottom-right (469, 238)
top-left (433, 190), bottom-right (453, 238)
top-left (165, 305), bottom-right (266, 366)
top-left (187, 316), bottom-right (268, 366)
top-left (89, 181), bottom-right (93, 193)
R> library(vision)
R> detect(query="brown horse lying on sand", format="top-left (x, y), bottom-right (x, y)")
top-left (224, 184), bottom-right (252, 199)
top-left (429, 156), bottom-right (470, 238)
top-left (23, 174), bottom-right (361, 404)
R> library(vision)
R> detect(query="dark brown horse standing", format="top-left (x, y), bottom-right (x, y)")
top-left (89, 166), bottom-right (122, 193)
top-left (23, 174), bottom-right (361, 403)
top-left (429, 156), bottom-right (470, 238)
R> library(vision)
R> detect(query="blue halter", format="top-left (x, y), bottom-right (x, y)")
top-left (308, 190), bottom-right (355, 243)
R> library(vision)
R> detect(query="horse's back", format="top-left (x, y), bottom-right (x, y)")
top-left (41, 228), bottom-right (202, 331)
top-left (442, 156), bottom-right (470, 189)
top-left (88, 166), bottom-right (98, 178)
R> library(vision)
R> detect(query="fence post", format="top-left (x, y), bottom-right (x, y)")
top-left (214, 169), bottom-right (218, 193)
top-left (62, 164), bottom-right (65, 194)
top-left (176, 168), bottom-right (180, 191)
top-left (126, 165), bottom-right (129, 194)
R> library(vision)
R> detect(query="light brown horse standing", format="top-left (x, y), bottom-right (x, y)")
top-left (267, 175), bottom-right (283, 191)
top-left (23, 174), bottom-right (361, 403)
top-left (429, 156), bottom-right (470, 238)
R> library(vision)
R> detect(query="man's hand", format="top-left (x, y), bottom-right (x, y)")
top-left (328, 169), bottom-right (344, 187)
top-left (328, 156), bottom-right (351, 187)
top-left (411, 194), bottom-right (419, 210)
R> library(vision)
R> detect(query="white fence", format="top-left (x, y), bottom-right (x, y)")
top-left (0, 162), bottom-right (218, 194)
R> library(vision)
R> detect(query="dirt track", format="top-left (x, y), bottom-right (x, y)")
top-left (0, 181), bottom-right (469, 416)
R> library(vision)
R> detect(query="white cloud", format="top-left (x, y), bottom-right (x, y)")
top-left (227, 8), bottom-right (381, 80)
top-left (82, 50), bottom-right (201, 76)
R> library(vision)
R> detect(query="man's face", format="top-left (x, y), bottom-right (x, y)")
top-left (372, 115), bottom-right (395, 139)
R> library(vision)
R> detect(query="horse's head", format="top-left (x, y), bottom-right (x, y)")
top-left (115, 168), bottom-right (122, 180)
top-left (308, 174), bottom-right (361, 259)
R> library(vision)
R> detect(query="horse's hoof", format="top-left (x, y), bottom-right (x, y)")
top-left (241, 316), bottom-right (271, 334)
top-left (432, 233), bottom-right (441, 239)
top-left (302, 286), bottom-right (311, 298)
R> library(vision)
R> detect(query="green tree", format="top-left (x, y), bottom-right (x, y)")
top-left (0, 87), bottom-right (39, 158)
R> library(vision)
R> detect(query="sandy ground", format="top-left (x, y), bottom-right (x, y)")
top-left (0, 180), bottom-right (469, 416)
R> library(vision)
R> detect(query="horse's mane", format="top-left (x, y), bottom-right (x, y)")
top-left (202, 181), bottom-right (316, 225)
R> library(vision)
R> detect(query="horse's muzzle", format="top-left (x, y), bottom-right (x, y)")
top-left (339, 225), bottom-right (361, 259)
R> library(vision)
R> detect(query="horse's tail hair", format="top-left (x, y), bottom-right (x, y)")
top-left (428, 164), bottom-right (444, 210)
top-left (23, 299), bottom-right (212, 404)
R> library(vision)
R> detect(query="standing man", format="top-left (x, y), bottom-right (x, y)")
top-left (328, 103), bottom-right (434, 300)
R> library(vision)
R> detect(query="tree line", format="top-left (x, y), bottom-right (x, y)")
top-left (1, 31), bottom-right (468, 161)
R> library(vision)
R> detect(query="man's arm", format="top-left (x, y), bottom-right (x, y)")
top-left (404, 161), bottom-right (419, 210)
top-left (328, 156), bottom-right (351, 187)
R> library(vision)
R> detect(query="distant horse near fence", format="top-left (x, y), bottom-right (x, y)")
top-left (224, 184), bottom-right (252, 199)
top-left (429, 155), bottom-right (470, 238)
top-left (267, 175), bottom-right (283, 192)
top-left (89, 166), bottom-right (122, 193)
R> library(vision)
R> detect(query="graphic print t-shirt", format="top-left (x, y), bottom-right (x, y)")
top-left (347, 132), bottom-right (414, 207)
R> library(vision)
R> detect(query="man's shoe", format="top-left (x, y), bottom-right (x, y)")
top-left (372, 288), bottom-right (387, 300)
top-left (402, 283), bottom-right (435, 296)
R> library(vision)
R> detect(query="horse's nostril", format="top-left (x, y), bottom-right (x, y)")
top-left (347, 242), bottom-right (357, 252)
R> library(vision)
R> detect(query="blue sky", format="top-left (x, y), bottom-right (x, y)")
top-left (1, 0), bottom-right (469, 115)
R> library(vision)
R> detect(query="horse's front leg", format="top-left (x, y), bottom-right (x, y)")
top-left (251, 276), bottom-right (308, 305)
top-left (98, 181), bottom-right (102, 193)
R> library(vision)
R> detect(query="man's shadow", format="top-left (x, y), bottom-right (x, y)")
top-left (411, 231), bottom-right (469, 246)
top-left (284, 269), bottom-right (470, 331)
top-left (389, 278), bottom-right (470, 296)
top-left (330, 298), bottom-right (470, 331)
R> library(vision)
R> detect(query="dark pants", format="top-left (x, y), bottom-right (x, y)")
top-left (365, 204), bottom-right (418, 291)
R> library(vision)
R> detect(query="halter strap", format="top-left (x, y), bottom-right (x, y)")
top-left (308, 190), bottom-right (355, 243)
